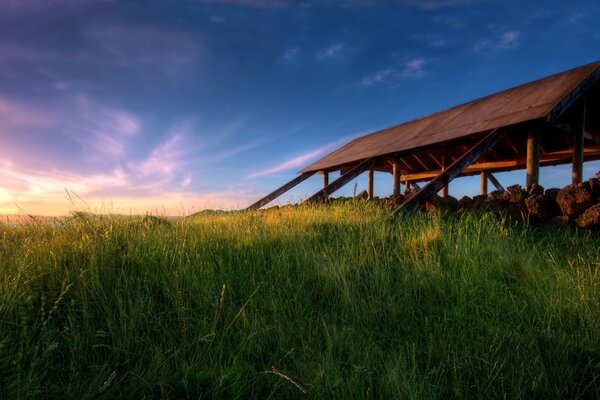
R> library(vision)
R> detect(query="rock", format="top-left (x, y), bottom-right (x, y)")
top-left (527, 183), bottom-right (544, 196)
top-left (544, 188), bottom-right (561, 200)
top-left (385, 194), bottom-right (405, 207)
top-left (549, 215), bottom-right (571, 229)
top-left (506, 203), bottom-right (528, 221)
top-left (588, 178), bottom-right (600, 199)
top-left (556, 183), bottom-right (593, 217)
top-left (597, 170), bottom-right (600, 179)
top-left (471, 194), bottom-right (487, 210)
top-left (424, 194), bottom-right (449, 213)
top-left (507, 184), bottom-right (527, 203)
top-left (525, 193), bottom-right (560, 222)
top-left (488, 190), bottom-right (511, 203)
top-left (355, 190), bottom-right (368, 200)
top-left (575, 204), bottom-right (600, 228)
top-left (457, 196), bottom-right (472, 212)
top-left (445, 195), bottom-right (458, 211)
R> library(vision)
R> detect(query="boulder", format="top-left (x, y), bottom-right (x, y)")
top-left (588, 177), bottom-right (600, 199)
top-left (488, 190), bottom-right (511, 203)
top-left (575, 204), bottom-right (600, 229)
top-left (471, 194), bottom-right (487, 210)
top-left (506, 203), bottom-right (528, 222)
top-left (544, 188), bottom-right (561, 200)
top-left (556, 183), bottom-right (593, 217)
top-left (384, 194), bottom-right (405, 207)
top-left (527, 183), bottom-right (544, 196)
top-left (457, 196), bottom-right (473, 212)
top-left (355, 190), bottom-right (368, 200)
top-left (507, 184), bottom-right (527, 203)
top-left (525, 193), bottom-right (560, 222)
top-left (445, 195), bottom-right (458, 211)
top-left (424, 194), bottom-right (449, 213)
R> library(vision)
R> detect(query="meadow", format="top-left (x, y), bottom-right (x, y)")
top-left (0, 202), bottom-right (599, 399)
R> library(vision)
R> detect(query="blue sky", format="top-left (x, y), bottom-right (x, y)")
top-left (1, 0), bottom-right (599, 215)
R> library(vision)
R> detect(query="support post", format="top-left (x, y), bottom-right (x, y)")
top-left (572, 102), bottom-right (586, 184)
top-left (322, 171), bottom-right (329, 201)
top-left (480, 171), bottom-right (488, 195)
top-left (392, 156), bottom-right (401, 196)
top-left (526, 130), bottom-right (540, 189)
top-left (441, 155), bottom-right (448, 198)
top-left (368, 170), bottom-right (374, 200)
top-left (305, 158), bottom-right (374, 204)
top-left (392, 127), bottom-right (509, 216)
top-left (246, 172), bottom-right (315, 210)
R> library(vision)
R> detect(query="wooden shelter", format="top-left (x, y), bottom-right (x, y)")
top-left (248, 61), bottom-right (600, 214)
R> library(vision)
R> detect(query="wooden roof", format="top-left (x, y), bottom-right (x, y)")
top-left (302, 61), bottom-right (600, 173)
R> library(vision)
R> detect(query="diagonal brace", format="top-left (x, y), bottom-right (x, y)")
top-left (392, 128), bottom-right (509, 216)
top-left (304, 157), bottom-right (375, 204)
top-left (247, 172), bottom-right (315, 210)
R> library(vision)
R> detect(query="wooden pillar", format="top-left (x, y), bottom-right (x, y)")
top-left (526, 130), bottom-right (540, 189)
top-left (368, 170), bottom-right (374, 200)
top-left (441, 155), bottom-right (448, 198)
top-left (404, 179), bottom-right (410, 193)
top-left (480, 171), bottom-right (488, 195)
top-left (392, 156), bottom-right (401, 196)
top-left (572, 102), bottom-right (585, 184)
top-left (322, 171), bottom-right (329, 200)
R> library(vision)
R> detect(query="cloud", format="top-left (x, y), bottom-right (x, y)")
top-left (473, 30), bottom-right (520, 52)
top-left (249, 134), bottom-right (361, 178)
top-left (315, 44), bottom-right (344, 60)
top-left (498, 30), bottom-right (520, 48)
top-left (361, 69), bottom-right (393, 86)
top-left (402, 58), bottom-right (426, 77)
top-left (283, 47), bottom-right (300, 60)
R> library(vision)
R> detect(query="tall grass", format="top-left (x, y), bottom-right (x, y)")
top-left (0, 203), bottom-right (599, 399)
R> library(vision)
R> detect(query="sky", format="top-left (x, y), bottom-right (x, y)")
top-left (1, 0), bottom-right (599, 216)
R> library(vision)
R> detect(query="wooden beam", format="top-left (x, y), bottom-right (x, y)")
top-left (322, 171), bottom-right (329, 200)
top-left (247, 172), bottom-right (315, 210)
top-left (480, 171), bottom-right (489, 195)
top-left (399, 146), bottom-right (600, 181)
top-left (368, 170), bottom-right (374, 200)
top-left (304, 158), bottom-right (374, 204)
top-left (547, 67), bottom-right (600, 123)
top-left (573, 102), bottom-right (585, 184)
top-left (392, 156), bottom-right (401, 196)
top-left (526, 130), bottom-right (540, 189)
top-left (487, 173), bottom-right (504, 192)
top-left (413, 154), bottom-right (429, 171)
top-left (392, 128), bottom-right (508, 216)
top-left (441, 155), bottom-right (448, 198)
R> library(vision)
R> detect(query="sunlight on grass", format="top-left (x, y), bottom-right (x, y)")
top-left (0, 202), bottom-right (599, 398)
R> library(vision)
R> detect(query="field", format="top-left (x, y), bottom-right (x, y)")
top-left (1, 203), bottom-right (599, 399)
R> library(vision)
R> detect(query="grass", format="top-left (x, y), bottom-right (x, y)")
top-left (0, 202), bottom-right (599, 399)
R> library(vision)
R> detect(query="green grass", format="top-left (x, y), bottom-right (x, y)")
top-left (1, 202), bottom-right (599, 399)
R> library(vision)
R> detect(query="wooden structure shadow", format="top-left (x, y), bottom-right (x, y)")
top-left (247, 61), bottom-right (600, 214)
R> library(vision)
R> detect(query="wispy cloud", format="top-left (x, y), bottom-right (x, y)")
top-left (498, 30), bottom-right (520, 48)
top-left (402, 58), bottom-right (426, 77)
top-left (361, 58), bottom-right (427, 87)
top-left (249, 134), bottom-right (361, 178)
top-left (473, 30), bottom-right (520, 52)
top-left (361, 69), bottom-right (393, 86)
top-left (315, 43), bottom-right (344, 60)
top-left (283, 47), bottom-right (300, 61)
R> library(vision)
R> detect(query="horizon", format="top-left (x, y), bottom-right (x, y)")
top-left (2, 0), bottom-right (600, 216)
